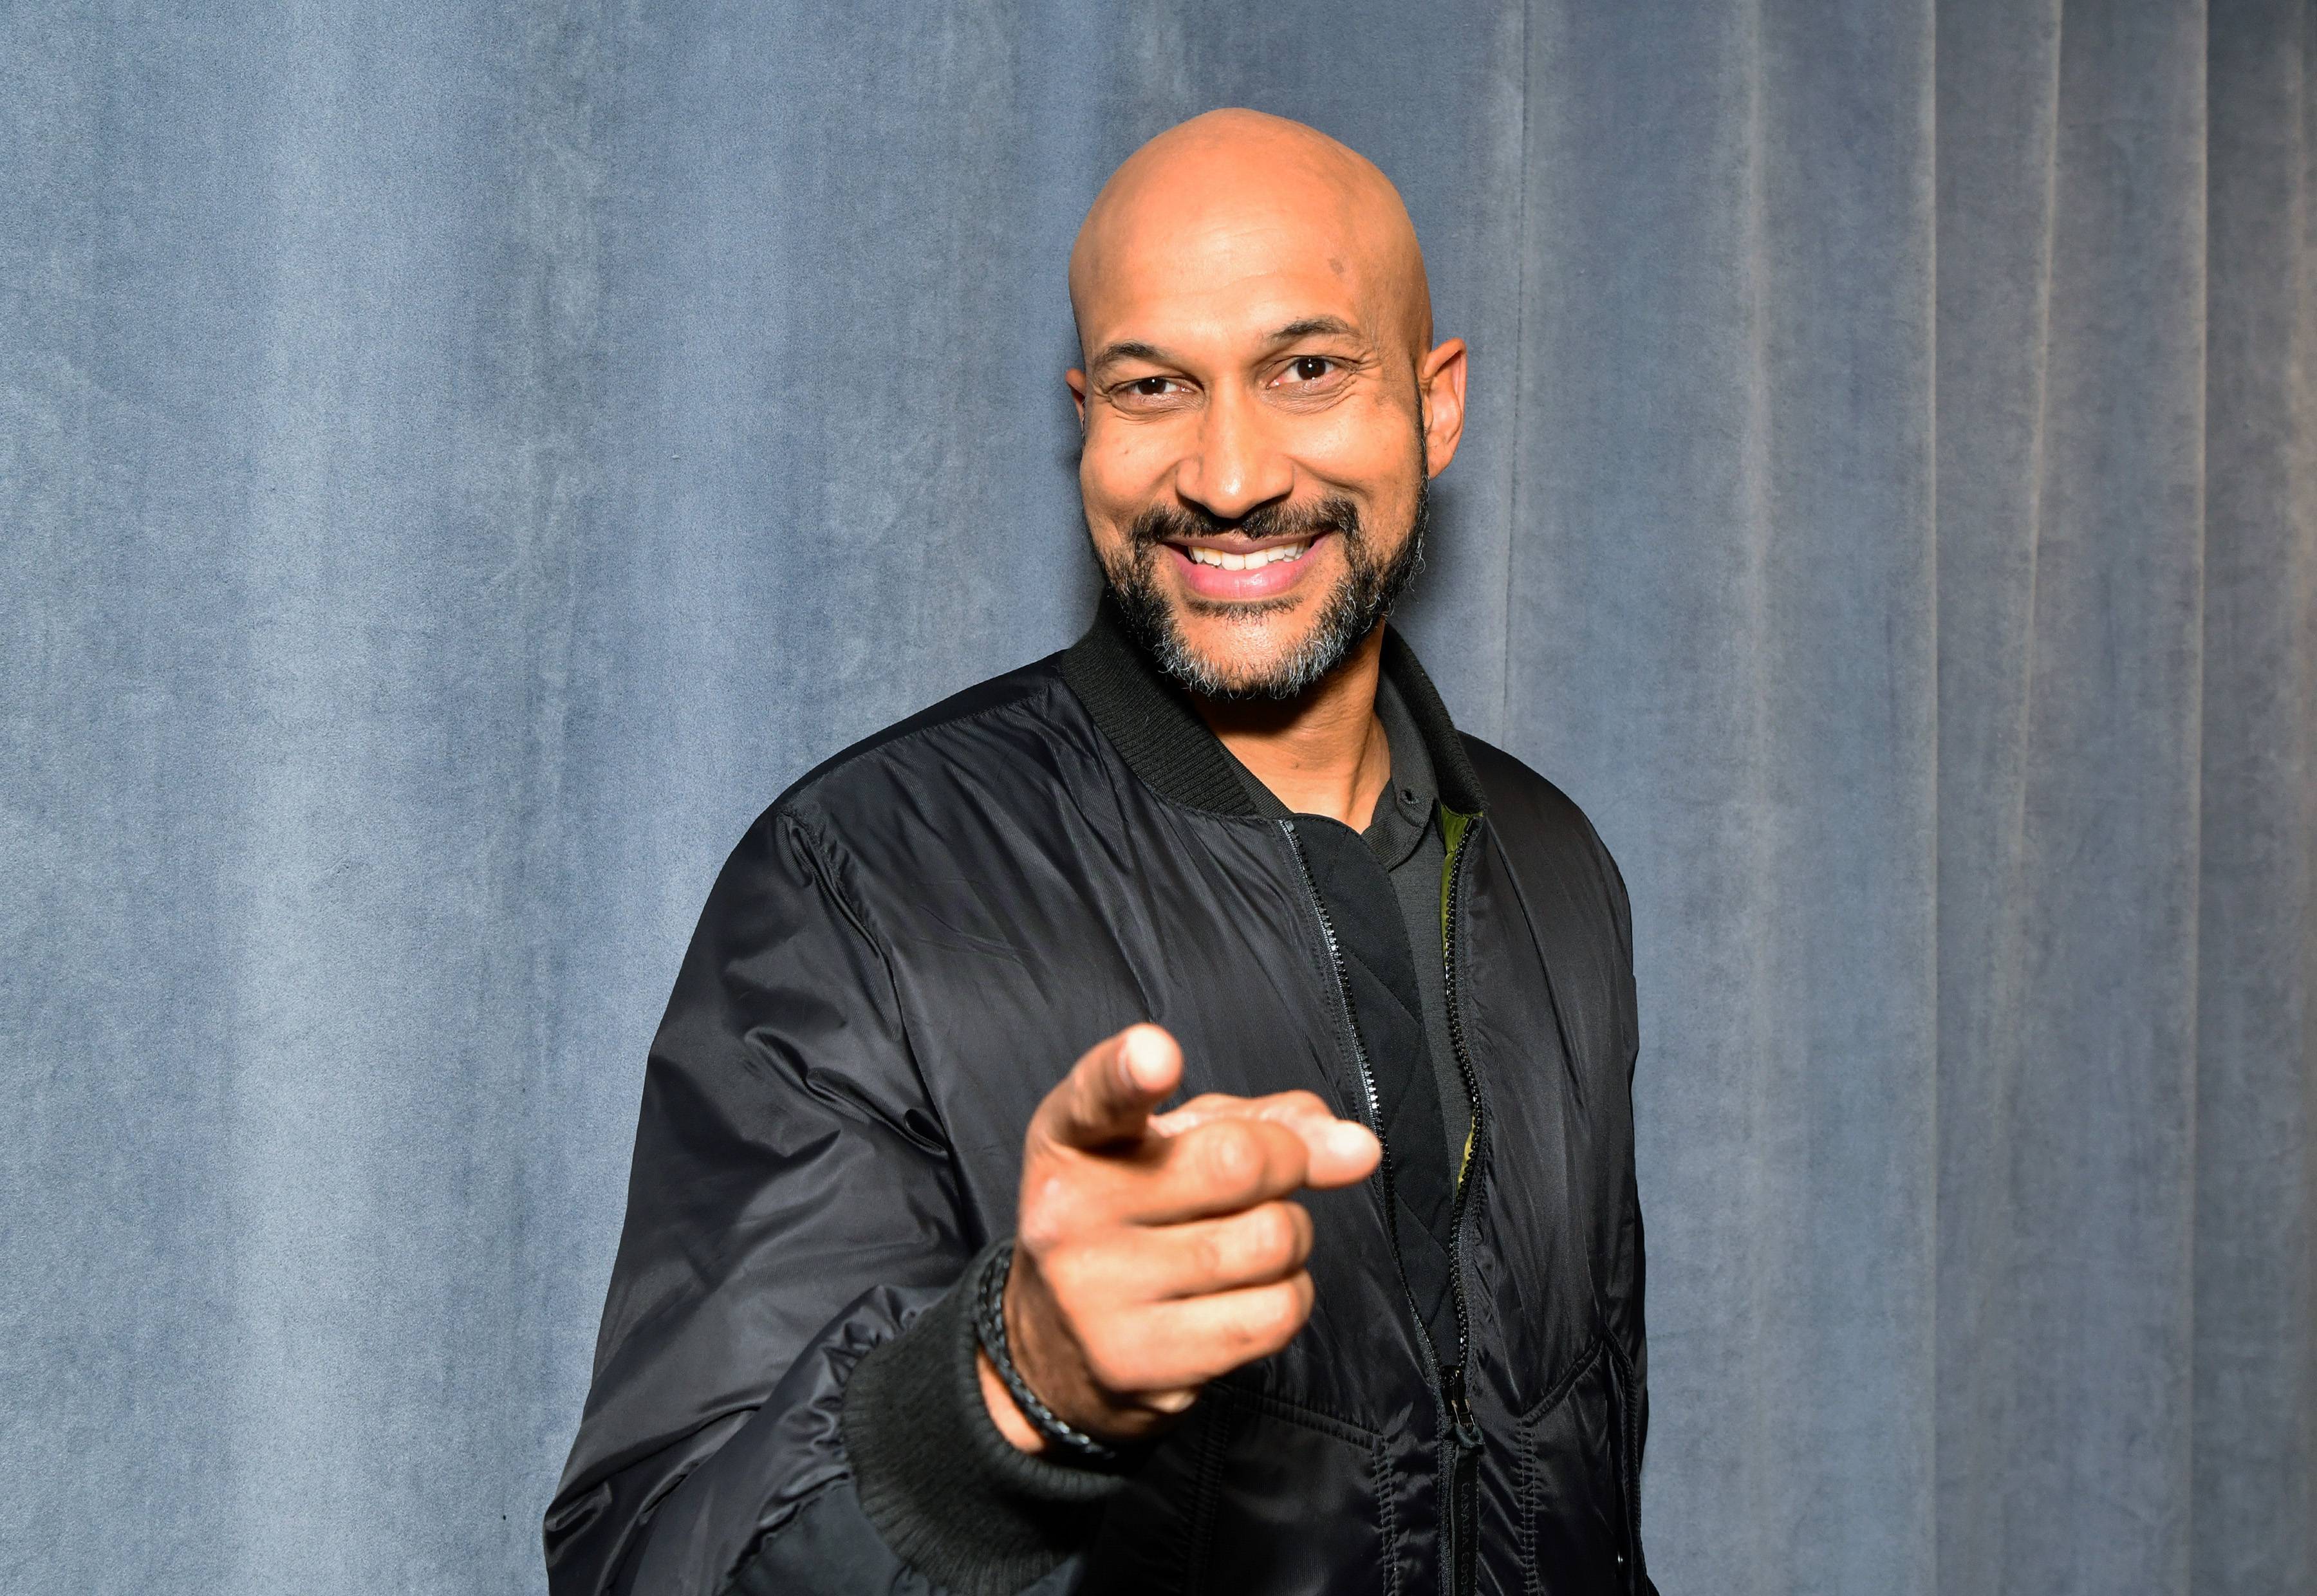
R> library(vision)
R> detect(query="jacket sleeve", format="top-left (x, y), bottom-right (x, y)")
top-left (544, 809), bottom-right (1122, 1595)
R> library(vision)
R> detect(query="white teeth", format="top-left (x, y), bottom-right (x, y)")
top-left (1187, 541), bottom-right (1311, 570)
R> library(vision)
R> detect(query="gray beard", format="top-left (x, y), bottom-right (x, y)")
top-left (1099, 467), bottom-right (1429, 703)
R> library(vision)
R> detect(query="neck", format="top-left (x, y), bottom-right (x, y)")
top-left (1193, 627), bottom-right (1392, 830)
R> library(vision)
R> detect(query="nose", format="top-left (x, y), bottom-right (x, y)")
top-left (1173, 383), bottom-right (1294, 523)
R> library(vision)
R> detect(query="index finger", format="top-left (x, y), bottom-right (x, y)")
top-left (1034, 1023), bottom-right (1182, 1152)
top-left (1152, 1091), bottom-right (1381, 1190)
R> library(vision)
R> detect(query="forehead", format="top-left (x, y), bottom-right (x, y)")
top-left (1077, 186), bottom-right (1388, 358)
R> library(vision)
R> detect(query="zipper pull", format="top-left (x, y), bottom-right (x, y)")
top-left (1443, 1364), bottom-right (1483, 1451)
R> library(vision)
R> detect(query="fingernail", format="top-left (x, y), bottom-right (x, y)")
top-left (1325, 1121), bottom-right (1379, 1159)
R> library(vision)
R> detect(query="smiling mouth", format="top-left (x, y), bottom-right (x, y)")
top-left (1168, 536), bottom-right (1319, 570)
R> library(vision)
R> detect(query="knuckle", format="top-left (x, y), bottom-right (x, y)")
top-left (1251, 1288), bottom-right (1294, 1341)
top-left (1262, 1280), bottom-right (1311, 1340)
top-left (1220, 1306), bottom-right (1268, 1353)
top-left (1200, 1121), bottom-right (1261, 1187)
top-left (1079, 1328), bottom-right (1139, 1393)
top-left (1256, 1203), bottom-right (1303, 1268)
top-left (1234, 1205), bottom-right (1286, 1271)
top-left (1191, 1228), bottom-right (1228, 1282)
top-left (1016, 1176), bottom-right (1078, 1254)
top-left (1284, 1202), bottom-right (1315, 1257)
top-left (1017, 1208), bottom-right (1062, 1256)
top-left (1281, 1091), bottom-right (1329, 1117)
top-left (1038, 1244), bottom-right (1091, 1305)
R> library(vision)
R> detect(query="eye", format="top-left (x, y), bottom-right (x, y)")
top-left (1112, 374), bottom-right (1190, 407)
top-left (1281, 355), bottom-right (1339, 385)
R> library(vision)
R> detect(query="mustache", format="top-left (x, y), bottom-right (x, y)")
top-left (1124, 494), bottom-right (1363, 551)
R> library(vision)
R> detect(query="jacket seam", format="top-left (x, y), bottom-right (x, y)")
top-left (771, 811), bottom-right (954, 1162)
top-left (1475, 811), bottom-right (1642, 1351)
top-left (768, 807), bottom-right (892, 951)
top-left (1518, 1418), bottom-right (1539, 1596)
top-left (1207, 1378), bottom-right (1381, 1445)
top-left (1517, 1333), bottom-right (1608, 1428)
top-left (1181, 1406), bottom-right (1233, 1595)
top-left (1371, 1432), bottom-right (1403, 1596)
top-left (777, 673), bottom-right (1066, 811)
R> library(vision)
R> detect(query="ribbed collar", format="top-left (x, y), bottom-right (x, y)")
top-left (1058, 597), bottom-right (1490, 818)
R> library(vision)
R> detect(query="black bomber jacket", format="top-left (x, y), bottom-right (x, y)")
top-left (546, 605), bottom-right (1657, 1595)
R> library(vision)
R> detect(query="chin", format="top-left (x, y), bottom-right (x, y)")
top-left (1160, 602), bottom-right (1360, 702)
top-left (1172, 602), bottom-right (1308, 667)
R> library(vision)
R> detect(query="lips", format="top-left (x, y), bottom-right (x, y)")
top-left (1164, 534), bottom-right (1327, 600)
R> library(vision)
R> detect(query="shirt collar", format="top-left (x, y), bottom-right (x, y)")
top-left (1209, 675), bottom-right (1435, 860)
top-left (1363, 674), bottom-right (1439, 869)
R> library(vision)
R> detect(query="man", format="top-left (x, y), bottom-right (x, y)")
top-left (548, 110), bottom-right (1654, 1595)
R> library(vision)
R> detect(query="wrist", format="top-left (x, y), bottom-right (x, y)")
top-left (977, 1345), bottom-right (1052, 1454)
top-left (972, 1239), bottom-right (1124, 1465)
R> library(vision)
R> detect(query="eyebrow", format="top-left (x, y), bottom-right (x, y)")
top-left (1087, 317), bottom-right (1368, 377)
top-left (1265, 315), bottom-right (1363, 345)
top-left (1086, 339), bottom-right (1171, 375)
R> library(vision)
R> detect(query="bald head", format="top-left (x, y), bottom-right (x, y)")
top-left (1070, 110), bottom-right (1434, 368)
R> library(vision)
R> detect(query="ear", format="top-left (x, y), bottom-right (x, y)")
top-left (1066, 367), bottom-right (1090, 431)
top-left (1417, 339), bottom-right (1467, 477)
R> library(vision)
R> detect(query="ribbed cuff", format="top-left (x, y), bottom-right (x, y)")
top-left (840, 1241), bottom-right (1131, 1595)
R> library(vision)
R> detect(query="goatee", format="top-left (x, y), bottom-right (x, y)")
top-left (1098, 469), bottom-right (1429, 703)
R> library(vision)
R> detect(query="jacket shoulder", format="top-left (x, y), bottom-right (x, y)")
top-left (1460, 736), bottom-right (1606, 849)
top-left (762, 651), bottom-right (1092, 846)
top-left (1460, 734), bottom-right (1632, 937)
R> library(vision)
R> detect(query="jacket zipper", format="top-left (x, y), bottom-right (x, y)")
top-left (1279, 816), bottom-right (1488, 1596)
top-left (1277, 819), bottom-right (1398, 1265)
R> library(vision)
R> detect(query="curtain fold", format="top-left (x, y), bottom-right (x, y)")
top-left (2195, 3), bottom-right (2317, 1588)
top-left (2, 2), bottom-right (2309, 1591)
top-left (1935, 3), bottom-right (2213, 1591)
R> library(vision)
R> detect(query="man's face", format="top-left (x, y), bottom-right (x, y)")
top-left (1068, 176), bottom-right (1460, 700)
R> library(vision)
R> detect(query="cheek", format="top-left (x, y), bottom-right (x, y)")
top-left (1081, 408), bottom-right (1202, 494)
top-left (1296, 400), bottom-right (1420, 492)
top-left (1079, 430), bottom-right (1179, 548)
top-left (1077, 467), bottom-right (1133, 562)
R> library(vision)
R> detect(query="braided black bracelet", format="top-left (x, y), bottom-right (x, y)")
top-left (972, 1239), bottom-right (1122, 1465)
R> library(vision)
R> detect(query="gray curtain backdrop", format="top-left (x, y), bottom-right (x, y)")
top-left (5, 2), bottom-right (2311, 1591)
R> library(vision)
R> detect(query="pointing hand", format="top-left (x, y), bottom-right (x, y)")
top-left (980, 1024), bottom-right (1381, 1451)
